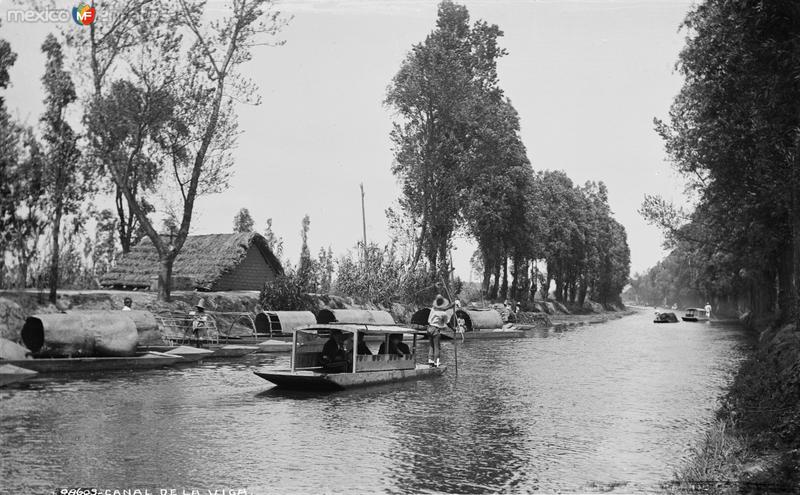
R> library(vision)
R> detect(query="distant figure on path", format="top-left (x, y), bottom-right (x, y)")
top-left (122, 297), bottom-right (132, 311)
top-left (704, 302), bottom-right (712, 319)
top-left (428, 294), bottom-right (454, 367)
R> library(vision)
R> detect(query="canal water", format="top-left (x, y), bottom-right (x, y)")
top-left (1, 309), bottom-right (751, 494)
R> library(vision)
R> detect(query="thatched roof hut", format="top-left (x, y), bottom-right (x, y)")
top-left (100, 232), bottom-right (283, 291)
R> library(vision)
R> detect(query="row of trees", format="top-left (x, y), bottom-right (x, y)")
top-left (2, 0), bottom-right (631, 308)
top-left (385, 1), bottom-right (630, 307)
top-left (639, 0), bottom-right (800, 322)
top-left (0, 1), bottom-right (288, 302)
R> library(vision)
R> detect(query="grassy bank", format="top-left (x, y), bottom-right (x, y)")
top-left (668, 320), bottom-right (800, 494)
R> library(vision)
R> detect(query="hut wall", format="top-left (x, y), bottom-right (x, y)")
top-left (214, 245), bottom-right (278, 291)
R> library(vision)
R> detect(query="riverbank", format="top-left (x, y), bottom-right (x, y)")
top-left (0, 289), bottom-right (628, 341)
top-left (668, 319), bottom-right (800, 494)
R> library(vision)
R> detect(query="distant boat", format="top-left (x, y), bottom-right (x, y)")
top-left (654, 312), bottom-right (680, 323)
top-left (254, 324), bottom-right (446, 391)
top-left (681, 308), bottom-right (710, 322)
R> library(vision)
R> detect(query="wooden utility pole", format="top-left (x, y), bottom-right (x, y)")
top-left (360, 183), bottom-right (368, 261)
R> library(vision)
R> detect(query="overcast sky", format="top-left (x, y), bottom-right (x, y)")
top-left (2, 0), bottom-right (694, 279)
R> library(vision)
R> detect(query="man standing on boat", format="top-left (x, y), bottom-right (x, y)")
top-left (191, 299), bottom-right (208, 348)
top-left (428, 294), bottom-right (454, 367)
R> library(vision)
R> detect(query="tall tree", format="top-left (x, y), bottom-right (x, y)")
top-left (386, 0), bottom-right (506, 279)
top-left (65, 0), bottom-right (164, 254)
top-left (0, 30), bottom-right (22, 286)
top-left (40, 34), bottom-right (87, 303)
top-left (80, 0), bottom-right (288, 301)
top-left (262, 217), bottom-right (284, 262)
top-left (296, 214), bottom-right (315, 292)
top-left (653, 0), bottom-right (800, 322)
top-left (233, 208), bottom-right (255, 233)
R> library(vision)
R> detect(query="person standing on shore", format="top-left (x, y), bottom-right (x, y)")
top-left (427, 294), bottom-right (454, 367)
top-left (704, 302), bottom-right (712, 319)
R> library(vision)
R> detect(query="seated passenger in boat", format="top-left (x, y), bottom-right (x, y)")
top-left (321, 330), bottom-right (348, 372)
top-left (356, 332), bottom-right (372, 355)
top-left (378, 333), bottom-right (411, 357)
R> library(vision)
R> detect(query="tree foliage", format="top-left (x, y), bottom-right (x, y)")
top-left (334, 242), bottom-right (435, 306)
top-left (74, 0), bottom-right (289, 301)
top-left (40, 34), bottom-right (90, 303)
top-left (646, 0), bottom-right (800, 321)
top-left (233, 208), bottom-right (255, 233)
top-left (387, 1), bottom-right (630, 307)
top-left (386, 0), bottom-right (507, 279)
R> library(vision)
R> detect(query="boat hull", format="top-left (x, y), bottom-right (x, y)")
top-left (256, 340), bottom-right (293, 353)
top-left (208, 345), bottom-right (259, 358)
top-left (0, 364), bottom-right (38, 387)
top-left (0, 353), bottom-right (181, 373)
top-left (681, 317), bottom-right (708, 322)
top-left (440, 329), bottom-right (525, 340)
top-left (254, 364), bottom-right (446, 391)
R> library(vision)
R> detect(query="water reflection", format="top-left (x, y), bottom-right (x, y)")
top-left (1, 310), bottom-right (751, 493)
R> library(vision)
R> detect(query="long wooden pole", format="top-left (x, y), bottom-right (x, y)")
top-left (439, 276), bottom-right (458, 374)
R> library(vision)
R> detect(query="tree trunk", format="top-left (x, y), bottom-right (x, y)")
top-left (116, 187), bottom-right (132, 254)
top-left (158, 256), bottom-right (174, 302)
top-left (408, 219), bottom-right (427, 274)
top-left (49, 208), bottom-right (63, 304)
top-left (500, 256), bottom-right (509, 301)
top-left (793, 133), bottom-right (800, 327)
top-left (481, 249), bottom-right (492, 297)
top-left (554, 270), bottom-right (563, 303)
top-left (518, 258), bottom-right (531, 303)
top-left (509, 255), bottom-right (518, 301)
top-left (578, 276), bottom-right (588, 306)
top-left (490, 261), bottom-right (501, 300)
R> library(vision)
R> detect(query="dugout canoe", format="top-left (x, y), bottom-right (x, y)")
top-left (0, 364), bottom-right (38, 387)
top-left (0, 352), bottom-right (181, 373)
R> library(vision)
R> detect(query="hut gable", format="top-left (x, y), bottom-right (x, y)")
top-left (100, 232), bottom-right (284, 291)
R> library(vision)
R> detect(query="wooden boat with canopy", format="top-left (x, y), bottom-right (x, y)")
top-left (681, 308), bottom-right (710, 322)
top-left (253, 324), bottom-right (446, 390)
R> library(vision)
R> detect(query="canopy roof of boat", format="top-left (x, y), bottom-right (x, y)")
top-left (294, 323), bottom-right (427, 336)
